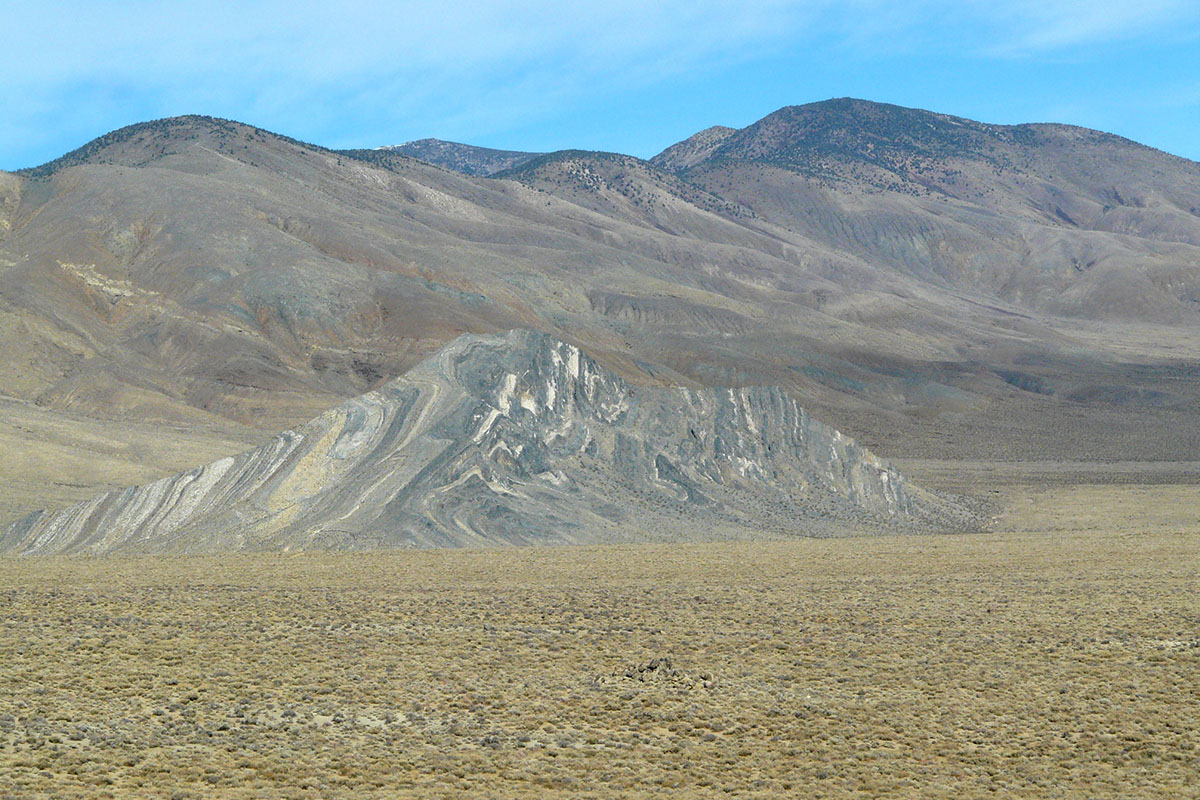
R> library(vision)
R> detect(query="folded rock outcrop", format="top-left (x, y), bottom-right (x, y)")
top-left (2, 331), bottom-right (980, 554)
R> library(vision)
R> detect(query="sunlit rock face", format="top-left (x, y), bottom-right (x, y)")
top-left (2, 331), bottom-right (980, 554)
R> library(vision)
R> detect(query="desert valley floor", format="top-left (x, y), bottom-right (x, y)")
top-left (1, 464), bottom-right (1196, 799)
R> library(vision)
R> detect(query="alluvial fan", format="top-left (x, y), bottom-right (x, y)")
top-left (1, 331), bottom-right (981, 554)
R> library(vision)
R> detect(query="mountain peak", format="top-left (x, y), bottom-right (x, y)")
top-left (16, 115), bottom-right (323, 179)
top-left (662, 97), bottom-right (1165, 184)
top-left (710, 98), bottom-right (993, 170)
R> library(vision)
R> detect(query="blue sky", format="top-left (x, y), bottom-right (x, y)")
top-left (2, 0), bottom-right (1198, 170)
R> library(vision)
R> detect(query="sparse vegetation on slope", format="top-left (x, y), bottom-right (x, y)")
top-left (362, 138), bottom-right (543, 176)
top-left (15, 116), bottom-right (330, 179)
top-left (4, 101), bottom-right (1200, 523)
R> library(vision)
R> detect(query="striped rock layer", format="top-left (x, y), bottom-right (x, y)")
top-left (2, 331), bottom-right (980, 554)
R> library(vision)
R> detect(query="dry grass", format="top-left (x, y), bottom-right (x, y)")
top-left (0, 397), bottom-right (261, 525)
top-left (0, 482), bottom-right (1197, 799)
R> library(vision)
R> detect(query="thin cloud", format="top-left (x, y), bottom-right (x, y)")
top-left (962, 0), bottom-right (1200, 55)
top-left (1, 0), bottom-right (1197, 166)
top-left (0, 1), bottom-right (819, 165)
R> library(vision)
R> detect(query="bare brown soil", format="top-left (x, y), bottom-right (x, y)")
top-left (0, 479), bottom-right (1197, 798)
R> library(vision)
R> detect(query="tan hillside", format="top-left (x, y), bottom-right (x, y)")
top-left (2, 104), bottom-right (1199, 522)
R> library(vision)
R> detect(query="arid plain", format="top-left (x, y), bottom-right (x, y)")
top-left (1, 468), bottom-right (1196, 799)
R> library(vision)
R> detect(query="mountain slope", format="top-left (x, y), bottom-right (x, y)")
top-left (661, 99), bottom-right (1200, 320)
top-left (1, 331), bottom-right (979, 555)
top-left (3, 105), bottom-right (1200, 527)
top-left (494, 149), bottom-right (756, 228)
top-left (354, 138), bottom-right (543, 176)
top-left (650, 125), bottom-right (736, 171)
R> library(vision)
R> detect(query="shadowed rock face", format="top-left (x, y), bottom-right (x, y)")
top-left (1, 331), bottom-right (978, 554)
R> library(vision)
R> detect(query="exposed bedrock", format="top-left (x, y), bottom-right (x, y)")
top-left (2, 331), bottom-right (981, 554)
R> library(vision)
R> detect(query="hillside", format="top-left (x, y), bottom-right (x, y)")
top-left (493, 149), bottom-right (755, 227)
top-left (2, 103), bottom-right (1200, 525)
top-left (650, 125), bottom-right (736, 171)
top-left (660, 99), bottom-right (1200, 319)
top-left (364, 138), bottom-right (543, 176)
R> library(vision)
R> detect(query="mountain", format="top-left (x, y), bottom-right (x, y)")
top-left (493, 149), bottom-right (754, 225)
top-left (656, 99), bottom-right (1200, 320)
top-left (0, 331), bottom-right (979, 554)
top-left (0, 170), bottom-right (18, 232)
top-left (353, 138), bottom-right (543, 176)
top-left (650, 125), bottom-right (736, 171)
top-left (2, 104), bottom-right (1200, 526)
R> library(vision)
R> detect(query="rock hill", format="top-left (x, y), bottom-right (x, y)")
top-left (0, 331), bottom-right (978, 554)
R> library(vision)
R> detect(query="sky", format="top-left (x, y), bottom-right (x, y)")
top-left (2, 0), bottom-right (1198, 170)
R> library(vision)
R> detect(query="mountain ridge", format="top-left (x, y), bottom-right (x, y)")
top-left (366, 138), bottom-right (544, 176)
top-left (14, 115), bottom-right (332, 179)
top-left (3, 99), bottom-right (1200, 527)
top-left (650, 125), bottom-right (737, 171)
top-left (660, 98), bottom-right (1196, 175)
